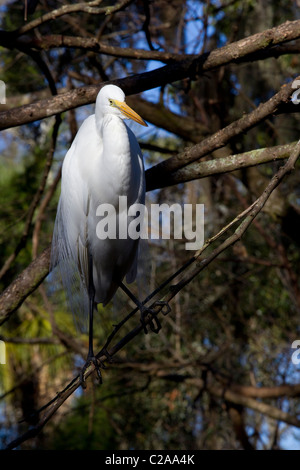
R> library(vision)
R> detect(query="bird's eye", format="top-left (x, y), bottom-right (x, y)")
top-left (109, 99), bottom-right (113, 106)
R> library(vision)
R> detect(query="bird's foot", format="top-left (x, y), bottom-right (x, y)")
top-left (140, 301), bottom-right (171, 334)
top-left (153, 300), bottom-right (172, 316)
top-left (80, 355), bottom-right (104, 388)
top-left (140, 307), bottom-right (161, 334)
top-left (99, 347), bottom-right (113, 364)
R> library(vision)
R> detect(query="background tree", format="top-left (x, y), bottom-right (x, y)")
top-left (1, 0), bottom-right (300, 450)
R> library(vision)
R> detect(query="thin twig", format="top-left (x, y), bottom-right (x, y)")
top-left (146, 77), bottom-right (300, 190)
top-left (15, 0), bottom-right (133, 37)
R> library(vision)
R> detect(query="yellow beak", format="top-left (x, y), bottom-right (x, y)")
top-left (112, 99), bottom-right (148, 127)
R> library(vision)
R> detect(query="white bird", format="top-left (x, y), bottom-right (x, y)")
top-left (51, 84), bottom-right (149, 382)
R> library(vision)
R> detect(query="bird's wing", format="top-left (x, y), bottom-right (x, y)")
top-left (125, 124), bottom-right (146, 285)
top-left (51, 203), bottom-right (90, 331)
top-left (50, 115), bottom-right (100, 331)
top-left (91, 123), bottom-right (146, 305)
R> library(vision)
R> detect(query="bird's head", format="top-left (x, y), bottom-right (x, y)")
top-left (95, 84), bottom-right (147, 126)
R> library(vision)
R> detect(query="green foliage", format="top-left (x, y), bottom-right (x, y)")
top-left (49, 392), bottom-right (117, 450)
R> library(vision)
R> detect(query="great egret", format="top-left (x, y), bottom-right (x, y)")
top-left (51, 84), bottom-right (152, 383)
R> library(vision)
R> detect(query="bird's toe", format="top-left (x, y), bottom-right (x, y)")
top-left (80, 355), bottom-right (103, 387)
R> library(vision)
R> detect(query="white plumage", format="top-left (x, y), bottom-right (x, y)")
top-left (51, 85), bottom-right (147, 376)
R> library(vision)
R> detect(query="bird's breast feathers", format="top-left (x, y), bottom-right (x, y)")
top-left (62, 113), bottom-right (144, 215)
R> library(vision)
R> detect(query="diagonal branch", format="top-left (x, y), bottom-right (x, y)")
top-left (9, 35), bottom-right (300, 65)
top-left (146, 77), bottom-right (300, 190)
top-left (13, 0), bottom-right (134, 37)
top-left (0, 66), bottom-right (186, 130)
top-left (198, 379), bottom-right (300, 429)
top-left (161, 374), bottom-right (300, 431)
top-left (1, 19), bottom-right (300, 130)
top-left (159, 141), bottom-right (298, 187)
top-left (0, 246), bottom-right (50, 326)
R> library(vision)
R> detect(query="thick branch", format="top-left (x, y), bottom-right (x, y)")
top-left (159, 141), bottom-right (297, 186)
top-left (1, 20), bottom-right (300, 130)
top-left (0, 65), bottom-right (191, 130)
top-left (205, 381), bottom-right (300, 429)
top-left (17, 35), bottom-right (189, 63)
top-left (1, 90), bottom-right (209, 143)
top-left (13, 0), bottom-right (133, 36)
top-left (0, 247), bottom-right (50, 326)
top-left (227, 404), bottom-right (255, 450)
top-left (128, 96), bottom-right (209, 141)
top-left (229, 382), bottom-right (300, 399)
top-left (12, 35), bottom-right (300, 65)
top-left (146, 77), bottom-right (299, 190)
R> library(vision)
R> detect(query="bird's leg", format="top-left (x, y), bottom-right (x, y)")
top-left (119, 282), bottom-right (162, 334)
top-left (80, 253), bottom-right (103, 387)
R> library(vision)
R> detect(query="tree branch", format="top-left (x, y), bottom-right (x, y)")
top-left (1, 19), bottom-right (300, 130)
top-left (0, 246), bottom-right (50, 326)
top-left (10, 35), bottom-right (300, 65)
top-left (205, 380), bottom-right (300, 429)
top-left (159, 141), bottom-right (297, 187)
top-left (146, 77), bottom-right (299, 190)
top-left (13, 0), bottom-right (134, 37)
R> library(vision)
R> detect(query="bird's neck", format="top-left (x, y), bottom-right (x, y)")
top-left (99, 115), bottom-right (130, 163)
top-left (97, 115), bottom-right (135, 202)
